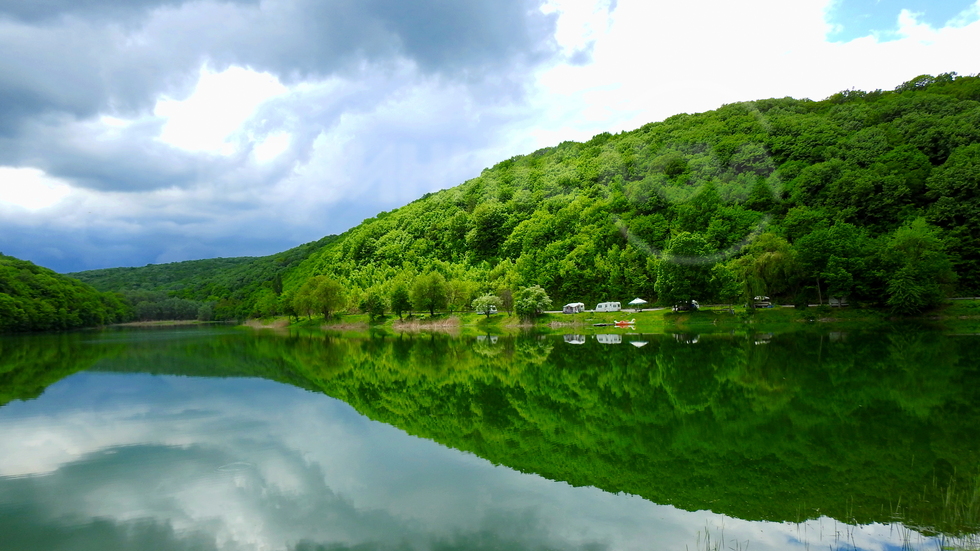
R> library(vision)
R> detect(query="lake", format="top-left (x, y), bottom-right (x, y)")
top-left (1, 325), bottom-right (979, 550)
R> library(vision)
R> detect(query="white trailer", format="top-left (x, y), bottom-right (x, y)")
top-left (594, 301), bottom-right (621, 312)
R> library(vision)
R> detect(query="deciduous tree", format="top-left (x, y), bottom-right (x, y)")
top-left (515, 285), bottom-right (551, 320)
top-left (410, 272), bottom-right (448, 316)
top-left (472, 294), bottom-right (502, 318)
top-left (655, 232), bottom-right (715, 307)
top-left (390, 283), bottom-right (412, 320)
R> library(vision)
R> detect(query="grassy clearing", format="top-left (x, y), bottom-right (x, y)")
top-left (941, 299), bottom-right (980, 318)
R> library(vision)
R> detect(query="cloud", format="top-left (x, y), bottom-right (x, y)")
top-left (0, 0), bottom-right (257, 23)
top-left (155, 66), bottom-right (288, 155)
top-left (0, 167), bottom-right (72, 210)
top-left (0, 0), bottom-right (558, 131)
top-left (0, 0), bottom-right (569, 271)
top-left (525, 0), bottom-right (980, 147)
top-left (825, 0), bottom-right (980, 42)
top-left (0, 55), bottom-right (546, 271)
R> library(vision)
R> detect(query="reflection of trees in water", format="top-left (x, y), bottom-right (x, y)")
top-left (4, 327), bottom-right (980, 536)
top-left (274, 329), bottom-right (980, 534)
top-left (657, 341), bottom-right (721, 413)
top-left (0, 332), bottom-right (128, 406)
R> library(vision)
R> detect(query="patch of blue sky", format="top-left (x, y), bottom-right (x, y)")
top-left (826, 0), bottom-right (980, 42)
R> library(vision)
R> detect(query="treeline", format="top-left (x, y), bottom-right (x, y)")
top-left (0, 253), bottom-right (130, 332)
top-left (120, 291), bottom-right (214, 322)
top-left (0, 253), bottom-right (234, 332)
top-left (71, 235), bottom-right (339, 321)
top-left (72, 72), bottom-right (980, 319)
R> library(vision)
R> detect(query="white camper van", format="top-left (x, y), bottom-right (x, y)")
top-left (596, 334), bottom-right (622, 344)
top-left (594, 302), bottom-right (621, 312)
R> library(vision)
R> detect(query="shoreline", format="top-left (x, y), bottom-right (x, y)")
top-left (244, 299), bottom-right (980, 335)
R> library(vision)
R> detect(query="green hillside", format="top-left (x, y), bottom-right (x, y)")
top-left (73, 72), bottom-right (980, 320)
top-left (70, 257), bottom-right (254, 292)
top-left (70, 235), bottom-right (339, 321)
top-left (283, 72), bottom-right (980, 314)
top-left (0, 253), bottom-right (130, 332)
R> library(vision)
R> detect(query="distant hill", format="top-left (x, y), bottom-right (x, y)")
top-left (72, 72), bottom-right (980, 319)
top-left (0, 253), bottom-right (129, 332)
top-left (69, 257), bottom-right (255, 292)
top-left (70, 235), bottom-right (339, 320)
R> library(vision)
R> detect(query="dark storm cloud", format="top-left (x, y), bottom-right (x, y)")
top-left (0, 116), bottom-right (209, 191)
top-left (0, 0), bottom-right (557, 129)
top-left (0, 0), bottom-right (559, 182)
top-left (360, 0), bottom-right (556, 72)
top-left (0, 16), bottom-right (199, 134)
top-left (201, 0), bottom-right (557, 75)
top-left (0, 0), bottom-right (570, 271)
top-left (0, 0), bottom-right (257, 23)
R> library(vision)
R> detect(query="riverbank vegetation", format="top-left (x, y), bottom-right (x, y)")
top-left (56, 72), bottom-right (980, 326)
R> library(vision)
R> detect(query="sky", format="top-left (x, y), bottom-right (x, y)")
top-left (0, 0), bottom-right (978, 273)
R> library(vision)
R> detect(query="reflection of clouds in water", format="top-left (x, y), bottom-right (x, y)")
top-left (0, 373), bottom-right (940, 551)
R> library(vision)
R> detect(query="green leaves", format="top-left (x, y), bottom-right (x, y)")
top-left (389, 284), bottom-right (411, 320)
top-left (514, 285), bottom-right (551, 320)
top-left (654, 232), bottom-right (715, 306)
top-left (729, 233), bottom-right (796, 302)
top-left (0, 253), bottom-right (129, 332)
top-left (471, 294), bottom-right (502, 318)
top-left (410, 272), bottom-right (448, 316)
top-left (880, 218), bottom-right (956, 314)
top-left (293, 275), bottom-right (346, 319)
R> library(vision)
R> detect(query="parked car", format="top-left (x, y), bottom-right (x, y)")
top-left (672, 300), bottom-right (699, 312)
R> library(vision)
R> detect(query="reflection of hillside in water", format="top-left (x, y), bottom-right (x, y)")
top-left (263, 328), bottom-right (980, 537)
top-left (3, 326), bottom-right (980, 536)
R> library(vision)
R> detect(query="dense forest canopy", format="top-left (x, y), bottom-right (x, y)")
top-left (0, 253), bottom-right (129, 332)
top-left (67, 72), bottom-right (980, 320)
top-left (67, 235), bottom-right (339, 323)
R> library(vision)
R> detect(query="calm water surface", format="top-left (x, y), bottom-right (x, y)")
top-left (1, 325), bottom-right (979, 551)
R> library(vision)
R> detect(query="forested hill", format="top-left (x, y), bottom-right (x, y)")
top-left (0, 254), bottom-right (129, 332)
top-left (72, 257), bottom-right (255, 292)
top-left (69, 235), bottom-right (338, 321)
top-left (75, 73), bottom-right (980, 319)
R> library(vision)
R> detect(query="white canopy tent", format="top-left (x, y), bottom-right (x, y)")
top-left (628, 298), bottom-right (647, 311)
